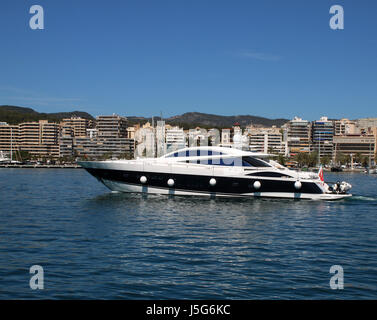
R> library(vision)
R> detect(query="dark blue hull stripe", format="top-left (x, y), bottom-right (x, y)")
top-left (85, 168), bottom-right (323, 195)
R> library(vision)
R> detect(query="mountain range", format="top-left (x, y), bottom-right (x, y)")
top-left (0, 105), bottom-right (289, 128)
top-left (127, 112), bottom-right (289, 129)
top-left (0, 105), bottom-right (94, 124)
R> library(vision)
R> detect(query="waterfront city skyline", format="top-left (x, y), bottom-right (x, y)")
top-left (1, 0), bottom-right (377, 120)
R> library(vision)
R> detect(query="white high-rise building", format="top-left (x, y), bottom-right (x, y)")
top-left (156, 121), bottom-right (166, 157)
top-left (247, 126), bottom-right (285, 154)
top-left (166, 127), bottom-right (186, 153)
top-left (134, 125), bottom-right (155, 158)
top-left (221, 129), bottom-right (231, 147)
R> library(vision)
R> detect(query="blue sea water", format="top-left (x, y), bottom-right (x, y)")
top-left (0, 168), bottom-right (376, 299)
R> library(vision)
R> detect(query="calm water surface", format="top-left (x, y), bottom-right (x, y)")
top-left (0, 168), bottom-right (376, 299)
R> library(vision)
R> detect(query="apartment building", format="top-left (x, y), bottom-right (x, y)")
top-left (96, 115), bottom-right (128, 138)
top-left (311, 116), bottom-right (334, 159)
top-left (156, 121), bottom-right (166, 157)
top-left (19, 121), bottom-right (60, 158)
top-left (356, 118), bottom-right (377, 134)
top-left (333, 134), bottom-right (375, 163)
top-left (334, 118), bottom-right (357, 136)
top-left (17, 120), bottom-right (59, 145)
top-left (187, 127), bottom-right (207, 148)
top-left (0, 120), bottom-right (60, 159)
top-left (60, 115), bottom-right (134, 160)
top-left (60, 117), bottom-right (90, 137)
top-left (41, 121), bottom-right (60, 145)
top-left (166, 127), bottom-right (186, 152)
top-left (0, 114), bottom-right (137, 160)
top-left (248, 126), bottom-right (285, 154)
top-left (73, 136), bottom-right (134, 159)
top-left (283, 117), bottom-right (311, 157)
top-left (221, 129), bottom-right (232, 147)
top-left (134, 124), bottom-right (155, 158)
top-left (59, 136), bottom-right (74, 158)
top-left (127, 126), bottom-right (135, 139)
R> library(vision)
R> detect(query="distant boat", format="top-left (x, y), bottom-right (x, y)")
top-left (0, 128), bottom-right (23, 164)
top-left (0, 151), bottom-right (9, 162)
top-left (331, 167), bottom-right (343, 172)
top-left (0, 151), bottom-right (22, 164)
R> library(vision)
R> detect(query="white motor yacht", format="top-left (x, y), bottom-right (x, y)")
top-left (79, 146), bottom-right (352, 200)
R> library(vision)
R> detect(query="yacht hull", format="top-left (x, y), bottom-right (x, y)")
top-left (101, 178), bottom-right (351, 200)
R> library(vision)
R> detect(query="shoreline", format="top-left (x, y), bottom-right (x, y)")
top-left (0, 164), bottom-right (82, 169)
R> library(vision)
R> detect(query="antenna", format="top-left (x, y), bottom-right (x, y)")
top-left (10, 127), bottom-right (13, 162)
top-left (318, 130), bottom-right (321, 167)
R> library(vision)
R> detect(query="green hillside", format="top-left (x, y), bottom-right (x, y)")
top-left (0, 105), bottom-right (95, 124)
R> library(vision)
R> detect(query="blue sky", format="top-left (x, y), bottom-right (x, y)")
top-left (0, 0), bottom-right (376, 120)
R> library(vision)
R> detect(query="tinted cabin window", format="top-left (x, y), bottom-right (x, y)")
top-left (212, 157), bottom-right (270, 167)
top-left (242, 156), bottom-right (271, 167)
top-left (247, 172), bottom-right (290, 177)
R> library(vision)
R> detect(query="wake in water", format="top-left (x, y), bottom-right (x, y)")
top-left (348, 195), bottom-right (377, 201)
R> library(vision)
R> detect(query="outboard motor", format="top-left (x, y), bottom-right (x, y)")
top-left (339, 181), bottom-right (352, 193)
